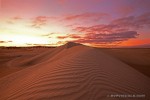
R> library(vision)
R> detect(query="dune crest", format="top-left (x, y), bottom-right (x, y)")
top-left (0, 43), bottom-right (150, 100)
top-left (63, 42), bottom-right (82, 48)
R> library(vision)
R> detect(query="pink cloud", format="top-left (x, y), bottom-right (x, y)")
top-left (31, 16), bottom-right (48, 28)
top-left (63, 12), bottom-right (150, 44)
top-left (58, 0), bottom-right (68, 4)
top-left (64, 12), bottom-right (109, 21)
top-left (12, 16), bottom-right (22, 20)
top-left (57, 34), bottom-right (82, 40)
top-left (117, 6), bottom-right (135, 16)
top-left (111, 12), bottom-right (150, 29)
top-left (6, 16), bottom-right (22, 24)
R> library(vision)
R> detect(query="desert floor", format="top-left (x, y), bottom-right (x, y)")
top-left (99, 48), bottom-right (150, 77)
top-left (0, 43), bottom-right (150, 100)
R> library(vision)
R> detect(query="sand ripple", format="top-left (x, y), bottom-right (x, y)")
top-left (0, 43), bottom-right (150, 100)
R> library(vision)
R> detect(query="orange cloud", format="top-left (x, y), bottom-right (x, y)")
top-left (57, 34), bottom-right (82, 40)
top-left (120, 38), bottom-right (150, 46)
top-left (57, 36), bottom-right (69, 39)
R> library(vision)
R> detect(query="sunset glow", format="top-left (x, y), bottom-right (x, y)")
top-left (0, 0), bottom-right (150, 47)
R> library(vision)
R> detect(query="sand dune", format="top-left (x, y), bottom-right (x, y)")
top-left (100, 48), bottom-right (150, 77)
top-left (0, 47), bottom-right (54, 78)
top-left (0, 43), bottom-right (150, 100)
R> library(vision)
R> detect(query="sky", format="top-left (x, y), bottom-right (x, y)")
top-left (0, 0), bottom-right (150, 47)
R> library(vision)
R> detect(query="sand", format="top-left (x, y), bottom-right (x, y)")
top-left (0, 47), bottom-right (54, 78)
top-left (0, 43), bottom-right (150, 100)
top-left (100, 48), bottom-right (150, 77)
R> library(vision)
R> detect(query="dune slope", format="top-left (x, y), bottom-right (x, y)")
top-left (0, 43), bottom-right (150, 100)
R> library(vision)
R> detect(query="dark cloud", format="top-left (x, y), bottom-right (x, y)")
top-left (56, 31), bottom-right (138, 44)
top-left (26, 43), bottom-right (52, 46)
top-left (73, 31), bottom-right (138, 44)
top-left (0, 41), bottom-right (6, 43)
top-left (0, 41), bottom-right (12, 43)
top-left (41, 33), bottom-right (55, 37)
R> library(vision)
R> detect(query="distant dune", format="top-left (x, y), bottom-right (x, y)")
top-left (100, 48), bottom-right (150, 77)
top-left (0, 42), bottom-right (150, 100)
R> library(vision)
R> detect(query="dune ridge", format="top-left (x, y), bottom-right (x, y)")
top-left (0, 43), bottom-right (150, 100)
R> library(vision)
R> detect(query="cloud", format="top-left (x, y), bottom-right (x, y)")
top-left (41, 33), bottom-right (55, 37)
top-left (12, 16), bottom-right (22, 20)
top-left (73, 12), bottom-right (150, 34)
top-left (73, 31), bottom-right (138, 44)
top-left (6, 16), bottom-right (22, 24)
top-left (71, 24), bottom-right (139, 44)
top-left (0, 41), bottom-right (12, 43)
top-left (7, 20), bottom-right (14, 24)
top-left (57, 34), bottom-right (82, 39)
top-left (26, 41), bottom-right (64, 46)
top-left (117, 6), bottom-right (135, 16)
top-left (111, 12), bottom-right (150, 29)
top-left (73, 12), bottom-right (149, 33)
top-left (58, 0), bottom-right (68, 4)
top-left (66, 12), bottom-right (150, 45)
top-left (64, 12), bottom-right (109, 21)
top-left (26, 43), bottom-right (52, 46)
top-left (66, 13), bottom-right (150, 45)
top-left (69, 34), bottom-right (82, 39)
top-left (56, 30), bottom-right (138, 45)
top-left (0, 41), bottom-right (7, 43)
top-left (57, 36), bottom-right (69, 39)
top-left (56, 12), bottom-right (149, 46)
top-left (31, 16), bottom-right (48, 28)
top-left (30, 16), bottom-right (58, 28)
top-left (74, 24), bottom-right (128, 34)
